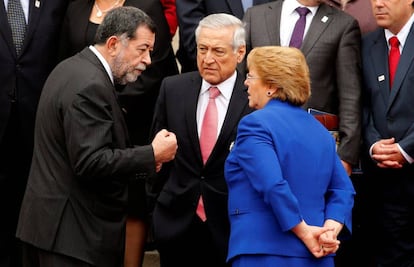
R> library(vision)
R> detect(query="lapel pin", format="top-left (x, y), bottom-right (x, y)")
top-left (321, 16), bottom-right (328, 23)
top-left (35, 0), bottom-right (41, 8)
top-left (378, 75), bottom-right (385, 82)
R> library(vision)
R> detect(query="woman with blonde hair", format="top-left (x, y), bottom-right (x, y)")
top-left (224, 46), bottom-right (355, 267)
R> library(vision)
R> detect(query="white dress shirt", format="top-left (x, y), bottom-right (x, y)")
top-left (197, 71), bottom-right (237, 139)
top-left (4, 0), bottom-right (29, 23)
top-left (280, 0), bottom-right (319, 47)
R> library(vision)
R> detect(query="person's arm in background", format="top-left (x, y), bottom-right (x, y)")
top-left (335, 18), bottom-right (362, 175)
top-left (160, 0), bottom-right (178, 39)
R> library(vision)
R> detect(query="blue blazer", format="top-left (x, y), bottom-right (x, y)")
top-left (362, 25), bottom-right (414, 156)
top-left (224, 100), bottom-right (355, 262)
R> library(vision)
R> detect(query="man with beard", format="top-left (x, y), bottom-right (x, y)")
top-left (15, 6), bottom-right (177, 267)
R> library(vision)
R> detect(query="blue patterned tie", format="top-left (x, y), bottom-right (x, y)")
top-left (7, 0), bottom-right (27, 55)
top-left (289, 7), bottom-right (310, 48)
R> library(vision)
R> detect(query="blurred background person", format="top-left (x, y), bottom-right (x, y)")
top-left (148, 13), bottom-right (252, 267)
top-left (16, 7), bottom-right (177, 267)
top-left (361, 0), bottom-right (414, 266)
top-left (59, 1), bottom-right (179, 266)
top-left (0, 1), bottom-right (68, 266)
top-left (175, 0), bottom-right (275, 73)
top-left (225, 45), bottom-right (355, 267)
top-left (324, 0), bottom-right (377, 34)
top-left (160, 0), bottom-right (178, 39)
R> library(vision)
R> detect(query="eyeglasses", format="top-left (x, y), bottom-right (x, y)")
top-left (246, 73), bottom-right (261, 80)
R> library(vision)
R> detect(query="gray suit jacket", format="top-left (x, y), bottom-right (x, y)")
top-left (244, 0), bottom-right (362, 165)
top-left (16, 48), bottom-right (156, 267)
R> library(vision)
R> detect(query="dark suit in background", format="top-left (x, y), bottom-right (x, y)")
top-left (175, 0), bottom-right (274, 72)
top-left (0, 1), bottom-right (68, 266)
top-left (361, 1), bottom-right (414, 265)
top-left (149, 13), bottom-right (252, 267)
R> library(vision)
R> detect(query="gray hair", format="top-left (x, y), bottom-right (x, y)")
top-left (195, 13), bottom-right (246, 52)
top-left (94, 6), bottom-right (156, 45)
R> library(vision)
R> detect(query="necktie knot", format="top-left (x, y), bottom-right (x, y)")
top-left (388, 36), bottom-right (400, 88)
top-left (296, 7), bottom-right (310, 17)
top-left (209, 87), bottom-right (220, 99)
top-left (389, 36), bottom-right (399, 48)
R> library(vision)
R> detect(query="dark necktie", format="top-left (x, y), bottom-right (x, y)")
top-left (388, 36), bottom-right (400, 88)
top-left (197, 86), bottom-right (221, 222)
top-left (289, 7), bottom-right (310, 48)
top-left (7, 0), bottom-right (27, 55)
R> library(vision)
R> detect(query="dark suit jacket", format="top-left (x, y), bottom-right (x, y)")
top-left (59, 0), bottom-right (179, 146)
top-left (0, 0), bottom-right (67, 144)
top-left (175, 0), bottom-right (274, 72)
top-left (16, 48), bottom-right (156, 267)
top-left (150, 71), bottom-right (251, 257)
top-left (0, 1), bottom-right (67, 263)
top-left (361, 25), bottom-right (414, 264)
top-left (0, 1), bottom-right (68, 178)
top-left (244, 0), bottom-right (362, 165)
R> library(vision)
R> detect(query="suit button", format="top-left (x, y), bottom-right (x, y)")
top-left (200, 176), bottom-right (205, 180)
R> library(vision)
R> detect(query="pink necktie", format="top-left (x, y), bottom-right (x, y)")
top-left (389, 36), bottom-right (400, 88)
top-left (289, 7), bottom-right (310, 48)
top-left (197, 86), bottom-right (220, 221)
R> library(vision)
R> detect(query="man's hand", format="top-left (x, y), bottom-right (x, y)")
top-left (152, 129), bottom-right (178, 168)
top-left (372, 137), bottom-right (405, 168)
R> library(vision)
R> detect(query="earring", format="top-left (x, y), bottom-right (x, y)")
top-left (267, 91), bottom-right (272, 96)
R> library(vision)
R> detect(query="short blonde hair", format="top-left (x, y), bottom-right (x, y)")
top-left (247, 46), bottom-right (311, 106)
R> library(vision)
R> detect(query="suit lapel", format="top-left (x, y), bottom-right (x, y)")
top-left (212, 72), bottom-right (248, 161)
top-left (183, 75), bottom-right (204, 164)
top-left (0, 1), bottom-right (15, 55)
top-left (265, 0), bottom-right (282, 45)
top-left (21, 0), bottom-right (42, 56)
top-left (389, 24), bottom-right (414, 110)
top-left (81, 47), bottom-right (131, 144)
top-left (368, 30), bottom-right (390, 110)
top-left (301, 4), bottom-right (333, 56)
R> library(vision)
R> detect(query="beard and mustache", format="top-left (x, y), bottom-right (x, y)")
top-left (112, 50), bottom-right (147, 85)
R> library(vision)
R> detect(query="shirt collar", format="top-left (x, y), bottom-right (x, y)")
top-left (201, 71), bottom-right (237, 100)
top-left (285, 0), bottom-right (319, 16)
top-left (89, 45), bottom-right (114, 85)
top-left (384, 13), bottom-right (414, 49)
